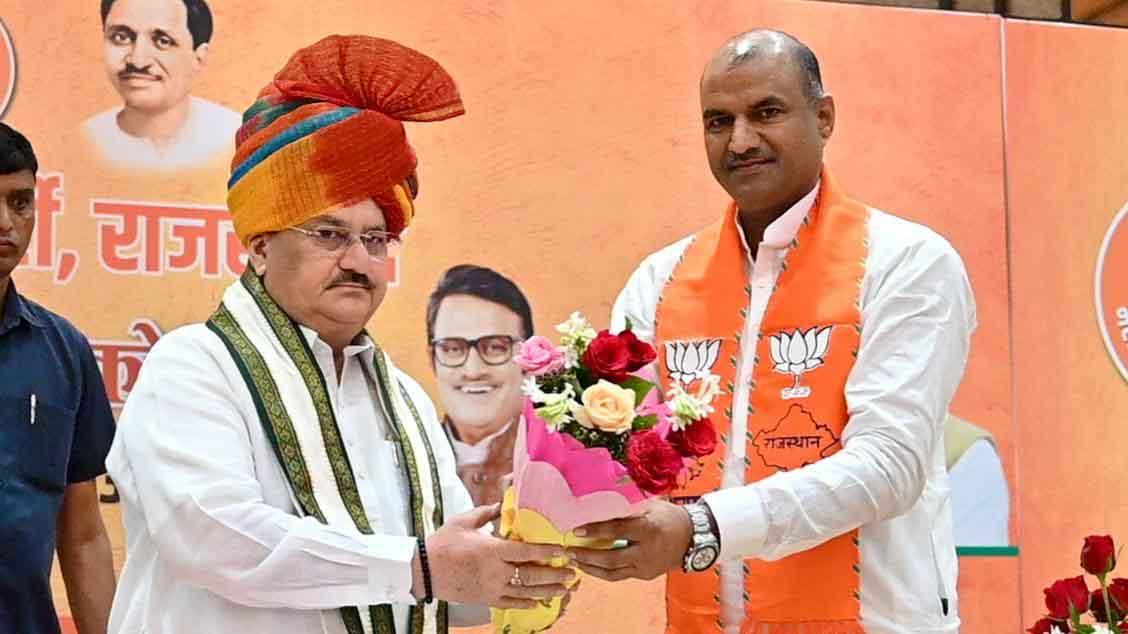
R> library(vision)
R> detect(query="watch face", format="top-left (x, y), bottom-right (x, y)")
top-left (691, 545), bottom-right (719, 571)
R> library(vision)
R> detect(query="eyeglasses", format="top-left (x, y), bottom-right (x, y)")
top-left (431, 335), bottom-right (523, 368)
top-left (288, 226), bottom-right (400, 260)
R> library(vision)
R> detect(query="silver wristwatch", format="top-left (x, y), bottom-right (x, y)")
top-left (683, 502), bottom-right (720, 573)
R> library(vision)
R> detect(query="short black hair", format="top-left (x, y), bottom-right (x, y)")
top-left (726, 30), bottom-right (824, 106)
top-left (100, 0), bottom-right (214, 49)
top-left (426, 264), bottom-right (534, 346)
top-left (0, 123), bottom-right (38, 176)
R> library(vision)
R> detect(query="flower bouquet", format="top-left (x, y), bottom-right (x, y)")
top-left (490, 313), bottom-right (720, 634)
top-left (1027, 535), bottom-right (1128, 633)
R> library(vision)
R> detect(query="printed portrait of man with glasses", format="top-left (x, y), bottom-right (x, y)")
top-left (425, 265), bottom-right (533, 507)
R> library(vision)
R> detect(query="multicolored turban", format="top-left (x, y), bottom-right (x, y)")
top-left (227, 35), bottom-right (464, 244)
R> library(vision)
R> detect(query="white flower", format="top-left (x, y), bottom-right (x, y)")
top-left (665, 374), bottom-right (721, 430)
top-left (521, 376), bottom-right (548, 402)
top-left (535, 398), bottom-right (574, 430)
top-left (522, 377), bottom-right (574, 402)
top-left (555, 311), bottom-right (597, 350)
top-left (523, 379), bottom-right (576, 429)
top-left (562, 346), bottom-right (581, 370)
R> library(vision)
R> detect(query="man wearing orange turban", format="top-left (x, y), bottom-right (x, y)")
top-left (106, 35), bottom-right (573, 634)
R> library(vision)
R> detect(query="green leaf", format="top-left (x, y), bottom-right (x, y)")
top-left (624, 316), bottom-right (634, 332)
top-left (1075, 625), bottom-right (1095, 634)
top-left (632, 414), bottom-right (657, 431)
top-left (619, 376), bottom-right (656, 407)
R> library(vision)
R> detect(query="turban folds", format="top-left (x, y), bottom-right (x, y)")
top-left (227, 35), bottom-right (464, 244)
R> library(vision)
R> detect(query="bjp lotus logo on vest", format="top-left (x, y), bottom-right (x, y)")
top-left (1096, 200), bottom-right (1128, 383)
top-left (0, 18), bottom-right (15, 118)
top-left (770, 326), bottom-right (832, 400)
top-left (664, 339), bottom-right (722, 385)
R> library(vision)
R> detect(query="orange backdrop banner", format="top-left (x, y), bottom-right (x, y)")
top-left (9, 2), bottom-right (1125, 633)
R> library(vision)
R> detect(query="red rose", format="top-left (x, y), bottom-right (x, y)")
top-left (1109, 578), bottom-right (1128, 611)
top-left (1091, 588), bottom-right (1118, 623)
top-left (626, 430), bottom-right (685, 495)
top-left (668, 418), bottom-right (718, 458)
top-left (583, 330), bottom-right (632, 382)
top-left (618, 329), bottom-right (657, 372)
top-left (1027, 617), bottom-right (1069, 633)
top-left (1082, 535), bottom-right (1117, 575)
top-left (1045, 576), bottom-right (1089, 620)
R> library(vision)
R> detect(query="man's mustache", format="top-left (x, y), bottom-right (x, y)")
top-left (330, 272), bottom-right (373, 289)
top-left (118, 63), bottom-right (159, 80)
top-left (724, 150), bottom-right (772, 170)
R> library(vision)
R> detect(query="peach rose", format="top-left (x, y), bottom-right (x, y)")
top-left (574, 380), bottom-right (636, 434)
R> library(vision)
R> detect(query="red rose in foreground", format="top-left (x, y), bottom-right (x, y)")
top-left (1082, 535), bottom-right (1117, 575)
top-left (584, 330), bottom-right (631, 382)
top-left (626, 430), bottom-right (684, 495)
top-left (1027, 617), bottom-right (1069, 633)
top-left (1109, 578), bottom-right (1128, 611)
top-left (1045, 576), bottom-right (1089, 620)
top-left (668, 418), bottom-right (718, 458)
top-left (618, 329), bottom-right (656, 372)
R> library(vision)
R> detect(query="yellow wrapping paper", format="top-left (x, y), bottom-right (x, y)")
top-left (490, 487), bottom-right (614, 633)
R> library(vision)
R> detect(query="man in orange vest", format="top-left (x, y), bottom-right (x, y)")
top-left (571, 30), bottom-right (974, 634)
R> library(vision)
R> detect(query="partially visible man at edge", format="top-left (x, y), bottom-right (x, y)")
top-left (427, 264), bottom-right (532, 508)
top-left (105, 36), bottom-right (572, 634)
top-left (571, 30), bottom-right (974, 634)
top-left (0, 122), bottom-right (117, 634)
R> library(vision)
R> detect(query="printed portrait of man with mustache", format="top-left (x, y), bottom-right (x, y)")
top-left (80, 0), bottom-right (240, 172)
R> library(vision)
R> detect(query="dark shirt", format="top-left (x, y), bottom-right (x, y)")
top-left (0, 282), bottom-right (115, 634)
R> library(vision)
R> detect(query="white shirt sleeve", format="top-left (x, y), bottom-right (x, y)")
top-left (611, 237), bottom-right (692, 339)
top-left (395, 372), bottom-right (493, 626)
top-left (112, 334), bottom-right (422, 610)
top-left (948, 439), bottom-right (1009, 547)
top-left (703, 234), bottom-right (977, 561)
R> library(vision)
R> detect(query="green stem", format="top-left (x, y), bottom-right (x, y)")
top-left (1100, 574), bottom-right (1117, 634)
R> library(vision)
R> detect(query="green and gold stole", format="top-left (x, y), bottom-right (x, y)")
top-left (207, 269), bottom-right (447, 634)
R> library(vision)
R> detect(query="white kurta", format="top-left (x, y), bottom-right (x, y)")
top-left (81, 96), bottom-right (240, 171)
top-left (106, 323), bottom-right (481, 633)
top-left (612, 186), bottom-right (976, 634)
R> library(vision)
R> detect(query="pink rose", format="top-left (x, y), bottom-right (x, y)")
top-left (514, 336), bottom-right (566, 376)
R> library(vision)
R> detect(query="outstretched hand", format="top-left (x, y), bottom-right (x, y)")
top-left (568, 500), bottom-right (692, 582)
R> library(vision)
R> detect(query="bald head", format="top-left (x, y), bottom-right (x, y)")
top-left (705, 30), bottom-right (824, 106)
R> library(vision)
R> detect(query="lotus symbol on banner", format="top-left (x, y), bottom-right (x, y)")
top-left (664, 339), bottom-right (722, 385)
top-left (770, 326), bottom-right (832, 399)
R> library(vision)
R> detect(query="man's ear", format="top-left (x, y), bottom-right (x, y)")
top-left (247, 233), bottom-right (269, 275)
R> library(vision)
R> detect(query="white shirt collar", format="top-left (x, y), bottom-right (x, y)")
top-left (733, 180), bottom-right (820, 257)
top-left (449, 419), bottom-right (515, 466)
top-left (298, 325), bottom-right (374, 365)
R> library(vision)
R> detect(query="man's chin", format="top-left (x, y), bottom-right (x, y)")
top-left (0, 256), bottom-right (20, 278)
top-left (118, 93), bottom-right (177, 114)
top-left (451, 416), bottom-right (508, 440)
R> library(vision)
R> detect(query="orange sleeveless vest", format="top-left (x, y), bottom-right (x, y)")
top-left (656, 172), bottom-right (868, 634)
